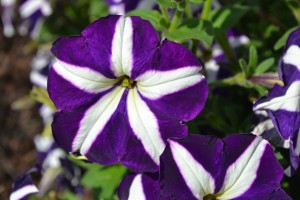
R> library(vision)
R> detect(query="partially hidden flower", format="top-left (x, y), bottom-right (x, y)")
top-left (10, 167), bottom-right (39, 200)
top-left (1, 0), bottom-right (16, 37)
top-left (252, 110), bottom-right (290, 150)
top-left (18, 0), bottom-right (52, 38)
top-left (10, 136), bottom-right (83, 199)
top-left (118, 134), bottom-right (291, 200)
top-left (205, 29), bottom-right (249, 82)
top-left (254, 28), bottom-right (300, 175)
top-left (48, 15), bottom-right (208, 173)
top-left (106, 0), bottom-right (156, 15)
top-left (30, 48), bottom-right (55, 124)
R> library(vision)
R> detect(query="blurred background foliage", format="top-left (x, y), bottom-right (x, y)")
top-left (1, 0), bottom-right (300, 199)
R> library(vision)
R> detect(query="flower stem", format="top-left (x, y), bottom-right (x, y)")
top-left (159, 5), bottom-right (170, 25)
top-left (201, 0), bottom-right (212, 20)
top-left (169, 10), bottom-right (183, 32)
top-left (215, 32), bottom-right (239, 72)
top-left (286, 0), bottom-right (300, 24)
top-left (185, 1), bottom-right (192, 19)
top-left (209, 72), bottom-right (247, 87)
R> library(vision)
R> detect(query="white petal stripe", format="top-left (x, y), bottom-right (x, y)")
top-left (217, 137), bottom-right (268, 199)
top-left (254, 80), bottom-right (300, 112)
top-left (169, 140), bottom-right (215, 199)
top-left (137, 67), bottom-right (204, 100)
top-left (10, 185), bottom-right (39, 200)
top-left (111, 17), bottom-right (125, 77)
top-left (52, 59), bottom-right (118, 93)
top-left (283, 45), bottom-right (300, 71)
top-left (127, 88), bottom-right (165, 165)
top-left (111, 17), bottom-right (133, 77)
top-left (121, 17), bottom-right (133, 76)
top-left (72, 87), bottom-right (125, 153)
top-left (128, 175), bottom-right (146, 200)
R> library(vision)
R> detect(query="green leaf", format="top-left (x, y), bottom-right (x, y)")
top-left (81, 165), bottom-right (127, 199)
top-left (211, 5), bottom-right (249, 33)
top-left (163, 19), bottom-right (214, 47)
top-left (253, 84), bottom-right (268, 96)
top-left (29, 86), bottom-right (57, 111)
top-left (189, 0), bottom-right (204, 4)
top-left (69, 155), bottom-right (103, 170)
top-left (239, 58), bottom-right (248, 74)
top-left (89, 0), bottom-right (109, 20)
top-left (156, 0), bottom-right (176, 7)
top-left (62, 191), bottom-right (80, 200)
top-left (127, 9), bottom-right (166, 31)
top-left (248, 45), bottom-right (258, 75)
top-left (274, 27), bottom-right (298, 50)
top-left (254, 58), bottom-right (275, 74)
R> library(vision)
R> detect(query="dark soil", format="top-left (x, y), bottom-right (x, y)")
top-left (0, 30), bottom-right (43, 199)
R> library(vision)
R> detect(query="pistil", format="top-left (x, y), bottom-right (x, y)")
top-left (120, 75), bottom-right (135, 89)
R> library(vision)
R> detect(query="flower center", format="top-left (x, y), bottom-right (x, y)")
top-left (203, 194), bottom-right (217, 200)
top-left (120, 75), bottom-right (136, 89)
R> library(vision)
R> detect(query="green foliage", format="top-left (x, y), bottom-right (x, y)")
top-left (127, 9), bottom-right (167, 31)
top-left (89, 0), bottom-right (109, 20)
top-left (211, 5), bottom-right (250, 33)
top-left (164, 19), bottom-right (214, 47)
top-left (274, 27), bottom-right (298, 50)
top-left (30, 86), bottom-right (57, 111)
top-left (156, 0), bottom-right (177, 7)
top-left (254, 58), bottom-right (275, 74)
top-left (248, 45), bottom-right (258, 74)
top-left (189, 0), bottom-right (204, 4)
top-left (81, 164), bottom-right (127, 199)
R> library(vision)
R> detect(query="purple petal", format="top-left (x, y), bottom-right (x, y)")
top-left (10, 167), bottom-right (39, 200)
top-left (118, 173), bottom-right (160, 200)
top-left (219, 134), bottom-right (285, 199)
top-left (160, 134), bottom-right (289, 199)
top-left (137, 40), bottom-right (208, 121)
top-left (160, 135), bottom-right (223, 199)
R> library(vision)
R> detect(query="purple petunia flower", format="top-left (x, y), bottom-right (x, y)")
top-left (10, 167), bottom-right (39, 200)
top-left (19, 0), bottom-right (52, 38)
top-left (30, 48), bottom-right (55, 124)
top-left (48, 15), bottom-right (208, 173)
top-left (254, 28), bottom-right (300, 175)
top-left (119, 134), bottom-right (291, 200)
top-left (205, 29), bottom-right (249, 82)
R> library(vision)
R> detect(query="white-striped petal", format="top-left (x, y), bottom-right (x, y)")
top-left (10, 185), bottom-right (39, 200)
top-left (217, 137), bottom-right (268, 199)
top-left (254, 80), bottom-right (300, 112)
top-left (137, 67), bottom-right (204, 100)
top-left (111, 17), bottom-right (133, 77)
top-left (283, 45), bottom-right (300, 71)
top-left (127, 88), bottom-right (165, 165)
top-left (121, 17), bottom-right (133, 76)
top-left (72, 87), bottom-right (125, 153)
top-left (52, 59), bottom-right (118, 93)
top-left (20, 0), bottom-right (51, 18)
top-left (128, 175), bottom-right (146, 200)
top-left (285, 129), bottom-right (300, 176)
top-left (169, 140), bottom-right (215, 199)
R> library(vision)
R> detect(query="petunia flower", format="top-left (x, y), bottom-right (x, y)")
top-left (254, 28), bottom-right (300, 175)
top-left (1, 0), bottom-right (16, 37)
top-left (205, 29), bottom-right (249, 82)
top-left (118, 134), bottom-right (291, 200)
top-left (18, 0), bottom-right (52, 38)
top-left (48, 15), bottom-right (208, 173)
top-left (30, 48), bottom-right (55, 124)
top-left (10, 167), bottom-right (39, 200)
